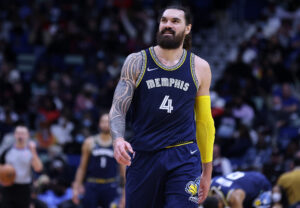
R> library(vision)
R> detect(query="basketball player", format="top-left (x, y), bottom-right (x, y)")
top-left (72, 113), bottom-right (125, 208)
top-left (0, 125), bottom-right (43, 208)
top-left (109, 5), bottom-right (215, 207)
top-left (203, 171), bottom-right (272, 208)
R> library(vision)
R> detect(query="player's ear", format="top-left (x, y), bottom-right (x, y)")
top-left (185, 24), bottom-right (191, 35)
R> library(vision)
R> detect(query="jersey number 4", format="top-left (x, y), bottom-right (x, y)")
top-left (159, 95), bottom-right (174, 113)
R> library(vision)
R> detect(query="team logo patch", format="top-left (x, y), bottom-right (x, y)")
top-left (253, 191), bottom-right (272, 208)
top-left (185, 177), bottom-right (200, 204)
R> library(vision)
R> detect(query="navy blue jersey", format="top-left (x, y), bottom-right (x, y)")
top-left (211, 171), bottom-right (271, 207)
top-left (128, 47), bottom-right (198, 151)
top-left (85, 135), bottom-right (118, 179)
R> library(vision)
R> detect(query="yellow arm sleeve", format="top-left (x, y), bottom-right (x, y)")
top-left (195, 95), bottom-right (215, 163)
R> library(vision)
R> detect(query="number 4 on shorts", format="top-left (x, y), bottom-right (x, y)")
top-left (159, 95), bottom-right (173, 113)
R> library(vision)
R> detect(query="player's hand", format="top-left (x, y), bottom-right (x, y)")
top-left (113, 137), bottom-right (134, 166)
top-left (28, 141), bottom-right (37, 153)
top-left (72, 189), bottom-right (80, 205)
top-left (198, 174), bottom-right (211, 204)
top-left (72, 185), bottom-right (84, 205)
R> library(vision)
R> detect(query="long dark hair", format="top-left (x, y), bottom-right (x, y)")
top-left (159, 5), bottom-right (193, 50)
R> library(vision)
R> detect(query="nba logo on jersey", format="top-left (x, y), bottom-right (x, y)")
top-left (185, 176), bottom-right (200, 204)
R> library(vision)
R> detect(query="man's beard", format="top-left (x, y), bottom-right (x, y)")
top-left (156, 28), bottom-right (185, 49)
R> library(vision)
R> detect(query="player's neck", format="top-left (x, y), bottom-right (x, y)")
top-left (15, 142), bottom-right (26, 149)
top-left (99, 132), bottom-right (112, 142)
top-left (154, 45), bottom-right (184, 65)
top-left (98, 133), bottom-right (112, 147)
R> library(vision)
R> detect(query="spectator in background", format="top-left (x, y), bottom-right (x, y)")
top-left (232, 96), bottom-right (255, 127)
top-left (263, 149), bottom-right (285, 185)
top-left (212, 143), bottom-right (232, 177)
top-left (271, 83), bottom-right (299, 148)
top-left (44, 146), bottom-right (68, 182)
top-left (280, 83), bottom-right (299, 115)
top-left (74, 89), bottom-right (95, 115)
top-left (272, 83), bottom-right (299, 127)
top-left (225, 124), bottom-right (252, 159)
top-left (31, 69), bottom-right (49, 97)
top-left (0, 125), bottom-right (43, 208)
top-left (272, 185), bottom-right (286, 208)
top-left (210, 91), bottom-right (225, 118)
top-left (37, 177), bottom-right (73, 208)
top-left (0, 104), bottom-right (19, 138)
top-left (38, 95), bottom-right (60, 124)
top-left (216, 104), bottom-right (236, 139)
top-left (50, 115), bottom-right (74, 146)
top-left (288, 23), bottom-right (300, 67)
top-left (275, 151), bottom-right (300, 207)
top-left (244, 128), bottom-right (272, 170)
top-left (107, 57), bottom-right (121, 79)
top-left (34, 121), bottom-right (57, 150)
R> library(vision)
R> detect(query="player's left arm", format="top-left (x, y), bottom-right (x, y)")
top-left (228, 189), bottom-right (245, 208)
top-left (194, 56), bottom-right (215, 203)
top-left (119, 164), bottom-right (126, 208)
top-left (119, 163), bottom-right (126, 185)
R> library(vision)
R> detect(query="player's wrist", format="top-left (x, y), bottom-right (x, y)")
top-left (201, 162), bottom-right (213, 177)
top-left (72, 182), bottom-right (81, 190)
top-left (113, 137), bottom-right (125, 146)
top-left (114, 137), bottom-right (125, 141)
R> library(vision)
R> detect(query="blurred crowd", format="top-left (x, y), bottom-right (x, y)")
top-left (0, 0), bottom-right (300, 207)
top-left (212, 0), bottom-right (300, 183)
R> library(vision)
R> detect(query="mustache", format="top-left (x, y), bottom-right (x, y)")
top-left (161, 28), bottom-right (175, 35)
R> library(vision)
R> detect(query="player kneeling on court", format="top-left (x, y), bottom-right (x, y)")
top-left (202, 171), bottom-right (272, 208)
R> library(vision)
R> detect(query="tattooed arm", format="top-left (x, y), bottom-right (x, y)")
top-left (109, 52), bottom-right (143, 165)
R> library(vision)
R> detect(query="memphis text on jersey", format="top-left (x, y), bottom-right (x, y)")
top-left (146, 77), bottom-right (190, 91)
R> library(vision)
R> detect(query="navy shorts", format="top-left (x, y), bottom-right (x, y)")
top-left (125, 142), bottom-right (202, 208)
top-left (83, 182), bottom-right (119, 208)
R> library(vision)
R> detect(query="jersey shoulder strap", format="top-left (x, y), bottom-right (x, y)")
top-left (0, 145), bottom-right (13, 164)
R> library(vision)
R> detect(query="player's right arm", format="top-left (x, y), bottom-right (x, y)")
top-left (72, 138), bottom-right (92, 205)
top-left (109, 52), bottom-right (143, 166)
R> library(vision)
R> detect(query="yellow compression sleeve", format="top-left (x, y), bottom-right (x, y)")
top-left (194, 95), bottom-right (215, 163)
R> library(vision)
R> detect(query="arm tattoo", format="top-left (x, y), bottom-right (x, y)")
top-left (109, 52), bottom-right (143, 140)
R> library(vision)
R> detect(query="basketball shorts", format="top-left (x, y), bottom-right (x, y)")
top-left (83, 182), bottom-right (119, 208)
top-left (125, 142), bottom-right (202, 208)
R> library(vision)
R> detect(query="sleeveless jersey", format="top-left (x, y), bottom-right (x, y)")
top-left (85, 135), bottom-right (118, 179)
top-left (128, 47), bottom-right (198, 151)
top-left (211, 171), bottom-right (272, 207)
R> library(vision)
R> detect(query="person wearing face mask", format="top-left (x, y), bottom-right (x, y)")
top-left (274, 151), bottom-right (300, 208)
top-left (0, 125), bottom-right (43, 208)
top-left (271, 186), bottom-right (284, 208)
top-left (72, 113), bottom-right (125, 208)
